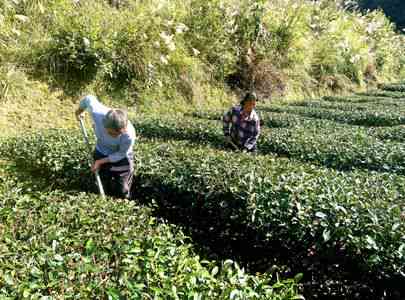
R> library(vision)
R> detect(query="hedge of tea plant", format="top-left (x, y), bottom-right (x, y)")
top-left (367, 125), bottom-right (405, 143)
top-left (131, 114), bottom-right (405, 174)
top-left (267, 112), bottom-right (405, 146)
top-left (1, 130), bottom-right (404, 280)
top-left (189, 110), bottom-right (320, 129)
top-left (321, 95), bottom-right (397, 103)
top-left (0, 176), bottom-right (301, 299)
top-left (287, 99), bottom-right (405, 111)
top-left (265, 104), bottom-right (405, 127)
top-left (133, 116), bottom-right (225, 147)
top-left (136, 141), bottom-right (405, 280)
top-left (379, 83), bottom-right (405, 93)
top-left (260, 123), bottom-right (405, 174)
top-left (355, 90), bottom-right (405, 99)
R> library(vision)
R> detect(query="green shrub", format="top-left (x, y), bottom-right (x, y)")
top-left (1, 130), bottom-right (404, 279)
top-left (266, 103), bottom-right (405, 126)
top-left (2, 0), bottom-right (405, 99)
top-left (33, 1), bottom-right (209, 102)
top-left (182, 0), bottom-right (237, 81)
top-left (35, 2), bottom-right (114, 83)
top-left (0, 177), bottom-right (301, 299)
top-left (361, 10), bottom-right (405, 79)
top-left (379, 83), bottom-right (405, 93)
top-left (132, 113), bottom-right (405, 174)
top-left (356, 90), bottom-right (405, 99)
top-left (356, 0), bottom-right (405, 30)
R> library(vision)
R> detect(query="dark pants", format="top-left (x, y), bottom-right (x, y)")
top-left (93, 150), bottom-right (134, 199)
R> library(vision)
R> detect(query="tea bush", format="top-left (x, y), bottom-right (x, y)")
top-left (136, 141), bottom-right (405, 280)
top-left (379, 83), bottom-right (405, 93)
top-left (0, 176), bottom-right (301, 299)
top-left (131, 114), bottom-right (405, 174)
top-left (288, 99), bottom-right (405, 111)
top-left (368, 126), bottom-right (405, 143)
top-left (266, 104), bottom-right (405, 127)
top-left (356, 90), bottom-right (405, 99)
top-left (1, 130), bottom-right (404, 280)
top-left (260, 122), bottom-right (405, 174)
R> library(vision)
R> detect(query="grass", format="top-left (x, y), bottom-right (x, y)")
top-left (0, 83), bottom-right (75, 137)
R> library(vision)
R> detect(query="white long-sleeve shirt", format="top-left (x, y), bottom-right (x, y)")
top-left (79, 95), bottom-right (136, 162)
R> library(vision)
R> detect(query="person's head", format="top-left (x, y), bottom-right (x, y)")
top-left (240, 92), bottom-right (258, 113)
top-left (103, 109), bottom-right (128, 137)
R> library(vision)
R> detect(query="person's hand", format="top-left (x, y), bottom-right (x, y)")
top-left (75, 109), bottom-right (84, 121)
top-left (91, 160), bottom-right (102, 173)
top-left (91, 157), bottom-right (109, 173)
top-left (225, 136), bottom-right (238, 149)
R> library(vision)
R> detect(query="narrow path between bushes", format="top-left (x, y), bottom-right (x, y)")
top-left (131, 182), bottom-right (404, 300)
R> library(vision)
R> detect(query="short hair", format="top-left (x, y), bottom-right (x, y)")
top-left (241, 91), bottom-right (258, 106)
top-left (102, 109), bottom-right (128, 130)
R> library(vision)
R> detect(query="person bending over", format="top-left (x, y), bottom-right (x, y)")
top-left (76, 95), bottom-right (136, 198)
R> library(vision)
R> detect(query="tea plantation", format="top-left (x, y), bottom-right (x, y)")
top-left (1, 84), bottom-right (404, 299)
top-left (0, 176), bottom-right (301, 299)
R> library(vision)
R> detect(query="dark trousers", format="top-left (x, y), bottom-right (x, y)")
top-left (93, 150), bottom-right (134, 199)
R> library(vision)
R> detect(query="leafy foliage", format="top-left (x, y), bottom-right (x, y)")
top-left (1, 0), bottom-right (405, 101)
top-left (1, 129), bottom-right (404, 280)
top-left (0, 177), bottom-right (301, 299)
top-left (130, 110), bottom-right (405, 175)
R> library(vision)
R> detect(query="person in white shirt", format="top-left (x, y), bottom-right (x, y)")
top-left (75, 95), bottom-right (136, 199)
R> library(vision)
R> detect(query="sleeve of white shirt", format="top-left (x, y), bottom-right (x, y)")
top-left (79, 95), bottom-right (107, 114)
top-left (79, 95), bottom-right (95, 111)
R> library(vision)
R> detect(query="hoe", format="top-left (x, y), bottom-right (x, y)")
top-left (79, 117), bottom-right (106, 199)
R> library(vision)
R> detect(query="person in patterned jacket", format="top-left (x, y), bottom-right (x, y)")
top-left (223, 92), bottom-right (260, 152)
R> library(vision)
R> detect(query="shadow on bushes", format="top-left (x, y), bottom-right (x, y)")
top-left (130, 176), bottom-right (405, 300)
top-left (5, 158), bottom-right (404, 300)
